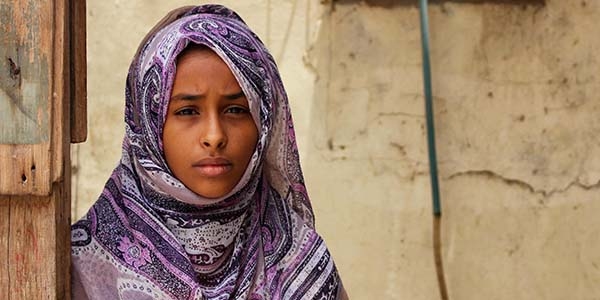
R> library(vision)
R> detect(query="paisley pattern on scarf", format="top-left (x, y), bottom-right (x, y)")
top-left (71, 5), bottom-right (343, 300)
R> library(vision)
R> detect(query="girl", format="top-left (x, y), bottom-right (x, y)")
top-left (71, 4), bottom-right (347, 300)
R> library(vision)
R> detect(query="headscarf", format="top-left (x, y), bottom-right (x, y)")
top-left (71, 5), bottom-right (344, 300)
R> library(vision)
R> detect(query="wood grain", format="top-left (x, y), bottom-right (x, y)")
top-left (0, 1), bottom-right (52, 144)
top-left (0, 0), bottom-right (73, 298)
top-left (0, 184), bottom-right (70, 299)
top-left (0, 198), bottom-right (9, 300)
top-left (0, 144), bottom-right (52, 195)
top-left (70, 0), bottom-right (87, 143)
top-left (0, 0), bottom-right (55, 195)
top-left (51, 0), bottom-right (69, 186)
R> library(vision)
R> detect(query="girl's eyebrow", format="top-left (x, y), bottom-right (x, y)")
top-left (170, 93), bottom-right (203, 101)
top-left (225, 91), bottom-right (245, 100)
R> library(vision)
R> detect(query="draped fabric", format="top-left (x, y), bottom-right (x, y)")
top-left (71, 5), bottom-right (344, 300)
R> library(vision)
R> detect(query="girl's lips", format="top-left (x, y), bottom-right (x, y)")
top-left (193, 164), bottom-right (232, 177)
top-left (192, 157), bottom-right (232, 177)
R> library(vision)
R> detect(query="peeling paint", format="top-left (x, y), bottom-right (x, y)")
top-left (0, 2), bottom-right (51, 144)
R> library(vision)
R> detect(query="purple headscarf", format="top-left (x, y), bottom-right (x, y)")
top-left (71, 5), bottom-right (345, 300)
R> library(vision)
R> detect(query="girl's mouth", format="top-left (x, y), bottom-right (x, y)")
top-left (192, 157), bottom-right (232, 177)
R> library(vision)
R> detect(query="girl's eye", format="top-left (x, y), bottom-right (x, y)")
top-left (225, 106), bottom-right (249, 114)
top-left (175, 108), bottom-right (198, 116)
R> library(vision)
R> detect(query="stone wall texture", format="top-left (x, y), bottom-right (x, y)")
top-left (73, 1), bottom-right (600, 299)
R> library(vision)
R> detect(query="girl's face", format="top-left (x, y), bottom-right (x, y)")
top-left (163, 47), bottom-right (258, 199)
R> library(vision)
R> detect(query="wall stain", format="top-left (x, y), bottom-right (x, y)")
top-left (389, 142), bottom-right (407, 156)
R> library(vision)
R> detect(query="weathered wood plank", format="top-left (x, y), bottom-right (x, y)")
top-left (70, 0), bottom-right (87, 143)
top-left (0, 0), bottom-right (73, 298)
top-left (2, 184), bottom-right (70, 299)
top-left (0, 144), bottom-right (51, 195)
top-left (0, 0), bottom-right (55, 195)
top-left (0, 1), bottom-right (52, 144)
top-left (0, 198), bottom-right (9, 300)
top-left (8, 195), bottom-right (56, 298)
top-left (51, 0), bottom-right (69, 185)
top-left (50, 1), bottom-right (72, 298)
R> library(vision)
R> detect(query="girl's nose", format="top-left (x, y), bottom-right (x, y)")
top-left (201, 115), bottom-right (227, 149)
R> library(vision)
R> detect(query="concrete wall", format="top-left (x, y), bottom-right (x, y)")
top-left (73, 1), bottom-right (600, 299)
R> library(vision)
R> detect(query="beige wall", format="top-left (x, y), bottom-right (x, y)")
top-left (73, 1), bottom-right (600, 299)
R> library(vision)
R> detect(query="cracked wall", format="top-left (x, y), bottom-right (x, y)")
top-left (304, 3), bottom-right (437, 298)
top-left (74, 0), bottom-right (600, 299)
top-left (303, 0), bottom-right (600, 299)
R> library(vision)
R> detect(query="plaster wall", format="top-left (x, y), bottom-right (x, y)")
top-left (73, 0), bottom-right (600, 299)
top-left (304, 0), bottom-right (600, 299)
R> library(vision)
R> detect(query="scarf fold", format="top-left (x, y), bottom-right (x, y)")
top-left (71, 5), bottom-right (343, 300)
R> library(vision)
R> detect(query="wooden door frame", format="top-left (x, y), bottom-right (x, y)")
top-left (0, 1), bottom-right (86, 299)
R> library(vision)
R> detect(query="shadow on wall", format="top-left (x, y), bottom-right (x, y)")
top-left (333, 0), bottom-right (546, 8)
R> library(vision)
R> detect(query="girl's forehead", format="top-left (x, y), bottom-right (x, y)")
top-left (176, 44), bottom-right (214, 63)
top-left (172, 48), bottom-right (241, 94)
